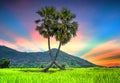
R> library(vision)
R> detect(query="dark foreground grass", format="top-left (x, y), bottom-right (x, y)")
top-left (0, 67), bottom-right (120, 83)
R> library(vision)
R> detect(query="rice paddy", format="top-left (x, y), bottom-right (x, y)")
top-left (0, 67), bottom-right (120, 83)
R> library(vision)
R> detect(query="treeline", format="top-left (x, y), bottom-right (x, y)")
top-left (0, 57), bottom-right (72, 68)
top-left (0, 58), bottom-right (10, 68)
top-left (40, 63), bottom-right (67, 69)
top-left (10, 63), bottom-right (69, 68)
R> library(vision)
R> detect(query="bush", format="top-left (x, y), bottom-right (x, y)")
top-left (0, 58), bottom-right (10, 68)
top-left (61, 63), bottom-right (66, 69)
top-left (40, 64), bottom-right (44, 68)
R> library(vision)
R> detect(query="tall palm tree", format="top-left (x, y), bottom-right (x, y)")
top-left (35, 6), bottom-right (63, 72)
top-left (53, 8), bottom-right (78, 66)
top-left (35, 6), bottom-right (57, 71)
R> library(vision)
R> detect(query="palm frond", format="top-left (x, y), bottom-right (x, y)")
top-left (35, 19), bottom-right (41, 24)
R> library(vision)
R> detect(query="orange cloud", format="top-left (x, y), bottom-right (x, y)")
top-left (88, 49), bottom-right (120, 62)
top-left (94, 59), bottom-right (120, 66)
top-left (82, 40), bottom-right (120, 59)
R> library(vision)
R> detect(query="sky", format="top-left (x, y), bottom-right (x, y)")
top-left (0, 0), bottom-right (120, 66)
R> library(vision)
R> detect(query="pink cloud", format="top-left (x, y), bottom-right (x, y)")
top-left (0, 39), bottom-right (21, 51)
top-left (0, 25), bottom-right (42, 52)
top-left (14, 37), bottom-right (40, 52)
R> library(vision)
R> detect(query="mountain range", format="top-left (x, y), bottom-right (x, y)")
top-left (0, 45), bottom-right (96, 68)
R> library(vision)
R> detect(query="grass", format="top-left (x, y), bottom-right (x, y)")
top-left (0, 67), bottom-right (120, 83)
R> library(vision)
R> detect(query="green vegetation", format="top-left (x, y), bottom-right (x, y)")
top-left (0, 68), bottom-right (120, 83)
top-left (61, 63), bottom-right (66, 69)
top-left (0, 58), bottom-right (10, 68)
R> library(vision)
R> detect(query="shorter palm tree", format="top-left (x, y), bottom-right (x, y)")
top-left (35, 6), bottom-right (64, 72)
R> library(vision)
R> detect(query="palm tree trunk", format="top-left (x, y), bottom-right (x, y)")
top-left (53, 42), bottom-right (65, 70)
top-left (41, 41), bottom-right (64, 72)
top-left (54, 61), bottom-right (64, 69)
top-left (41, 36), bottom-right (53, 72)
top-left (41, 61), bottom-right (54, 72)
top-left (48, 37), bottom-right (53, 60)
top-left (54, 42), bottom-right (61, 60)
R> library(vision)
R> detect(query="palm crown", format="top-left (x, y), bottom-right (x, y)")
top-left (35, 6), bottom-right (58, 38)
top-left (55, 8), bottom-right (78, 45)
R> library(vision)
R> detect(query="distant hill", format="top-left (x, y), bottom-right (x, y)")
top-left (0, 45), bottom-right (96, 68)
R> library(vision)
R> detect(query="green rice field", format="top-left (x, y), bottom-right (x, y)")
top-left (0, 67), bottom-right (120, 83)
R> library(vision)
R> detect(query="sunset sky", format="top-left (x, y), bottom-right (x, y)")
top-left (0, 0), bottom-right (120, 66)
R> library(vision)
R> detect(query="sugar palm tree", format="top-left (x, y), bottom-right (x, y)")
top-left (54, 8), bottom-right (78, 67)
top-left (35, 6), bottom-right (56, 59)
top-left (35, 6), bottom-right (64, 72)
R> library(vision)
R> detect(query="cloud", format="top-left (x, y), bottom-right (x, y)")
top-left (94, 59), bottom-right (120, 66)
top-left (88, 49), bottom-right (120, 62)
top-left (0, 39), bottom-right (21, 51)
top-left (82, 40), bottom-right (120, 59)
top-left (80, 39), bottom-right (120, 66)
top-left (14, 37), bottom-right (41, 52)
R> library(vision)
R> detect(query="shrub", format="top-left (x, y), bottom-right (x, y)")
top-left (61, 63), bottom-right (66, 69)
top-left (0, 58), bottom-right (10, 68)
top-left (40, 64), bottom-right (44, 68)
